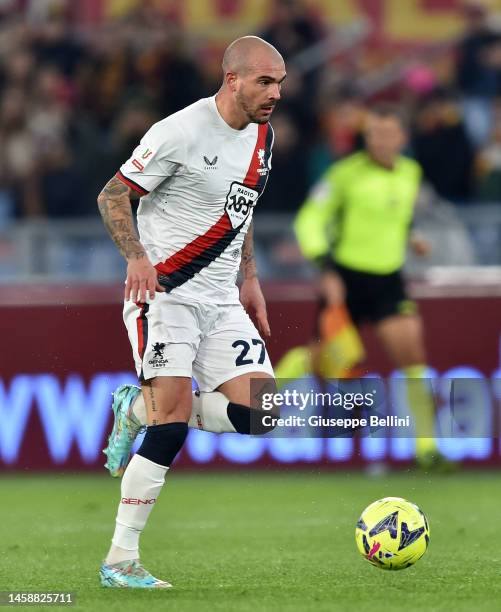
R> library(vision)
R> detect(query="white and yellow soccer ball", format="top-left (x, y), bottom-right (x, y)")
top-left (355, 497), bottom-right (430, 570)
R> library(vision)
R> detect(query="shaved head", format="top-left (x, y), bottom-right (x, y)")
top-left (216, 35), bottom-right (286, 129)
top-left (222, 36), bottom-right (283, 76)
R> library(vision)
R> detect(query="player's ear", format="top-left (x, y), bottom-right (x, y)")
top-left (226, 71), bottom-right (238, 92)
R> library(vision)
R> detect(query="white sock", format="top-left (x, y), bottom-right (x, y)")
top-left (131, 390), bottom-right (236, 433)
top-left (189, 391), bottom-right (236, 433)
top-left (105, 454), bottom-right (168, 565)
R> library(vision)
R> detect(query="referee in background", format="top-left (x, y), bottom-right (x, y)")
top-left (294, 104), bottom-right (445, 469)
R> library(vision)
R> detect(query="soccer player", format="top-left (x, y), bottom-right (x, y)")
top-left (97, 36), bottom-right (286, 588)
top-left (294, 104), bottom-right (443, 468)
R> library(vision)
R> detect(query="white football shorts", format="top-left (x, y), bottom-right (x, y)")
top-left (123, 293), bottom-right (274, 391)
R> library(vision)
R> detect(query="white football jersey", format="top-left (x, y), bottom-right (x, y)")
top-left (117, 96), bottom-right (274, 304)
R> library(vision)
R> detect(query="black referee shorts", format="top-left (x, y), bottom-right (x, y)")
top-left (319, 263), bottom-right (418, 329)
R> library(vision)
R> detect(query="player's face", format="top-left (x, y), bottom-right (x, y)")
top-left (365, 114), bottom-right (407, 166)
top-left (235, 64), bottom-right (286, 124)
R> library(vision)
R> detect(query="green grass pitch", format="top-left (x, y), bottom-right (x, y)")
top-left (1, 471), bottom-right (500, 611)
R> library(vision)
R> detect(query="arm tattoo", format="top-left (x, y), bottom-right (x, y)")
top-left (240, 221), bottom-right (257, 280)
top-left (97, 176), bottom-right (146, 260)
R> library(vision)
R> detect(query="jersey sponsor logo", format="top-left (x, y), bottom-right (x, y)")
top-left (203, 155), bottom-right (218, 170)
top-left (132, 159), bottom-right (144, 172)
top-left (141, 148), bottom-right (153, 160)
top-left (225, 181), bottom-right (259, 229)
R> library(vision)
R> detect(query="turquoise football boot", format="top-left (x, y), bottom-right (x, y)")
top-left (100, 560), bottom-right (172, 588)
top-left (103, 384), bottom-right (144, 477)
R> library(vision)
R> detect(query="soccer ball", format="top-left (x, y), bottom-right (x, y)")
top-left (355, 497), bottom-right (430, 570)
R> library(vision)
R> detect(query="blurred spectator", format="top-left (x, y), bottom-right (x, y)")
top-left (78, 15), bottom-right (205, 128)
top-left (0, 87), bottom-right (39, 218)
top-left (309, 87), bottom-right (365, 183)
top-left (110, 102), bottom-right (159, 170)
top-left (456, 2), bottom-right (501, 146)
top-left (413, 89), bottom-right (475, 203)
top-left (260, 0), bottom-right (326, 145)
top-left (256, 110), bottom-right (308, 214)
top-left (403, 64), bottom-right (439, 99)
top-left (29, 65), bottom-right (74, 149)
top-left (476, 99), bottom-right (501, 201)
top-left (38, 139), bottom-right (87, 218)
top-left (119, 8), bottom-right (206, 118)
top-left (28, 65), bottom-right (88, 217)
top-left (0, 0), bottom-right (497, 225)
top-left (0, 47), bottom-right (36, 90)
top-left (260, 0), bottom-right (325, 61)
top-left (76, 27), bottom-right (134, 129)
top-left (32, 14), bottom-right (86, 78)
top-left (144, 33), bottom-right (206, 118)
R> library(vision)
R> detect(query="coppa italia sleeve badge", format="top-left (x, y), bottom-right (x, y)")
top-left (132, 147), bottom-right (154, 172)
top-left (224, 181), bottom-right (259, 229)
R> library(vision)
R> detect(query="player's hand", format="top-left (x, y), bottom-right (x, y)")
top-left (319, 271), bottom-right (346, 306)
top-left (125, 255), bottom-right (165, 302)
top-left (240, 277), bottom-right (271, 337)
top-left (410, 233), bottom-right (431, 257)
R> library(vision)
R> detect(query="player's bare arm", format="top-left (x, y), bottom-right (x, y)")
top-left (241, 220), bottom-right (257, 280)
top-left (97, 176), bottom-right (164, 302)
top-left (97, 177), bottom-right (143, 259)
top-left (239, 222), bottom-right (271, 337)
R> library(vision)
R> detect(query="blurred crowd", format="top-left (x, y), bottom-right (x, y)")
top-left (1, 0), bottom-right (501, 227)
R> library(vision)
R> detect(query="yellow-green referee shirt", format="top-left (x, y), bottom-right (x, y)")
top-left (294, 151), bottom-right (422, 274)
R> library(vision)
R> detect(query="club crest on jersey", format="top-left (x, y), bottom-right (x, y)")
top-left (257, 148), bottom-right (269, 176)
top-left (225, 181), bottom-right (259, 229)
top-left (148, 342), bottom-right (169, 368)
top-left (204, 155), bottom-right (218, 170)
